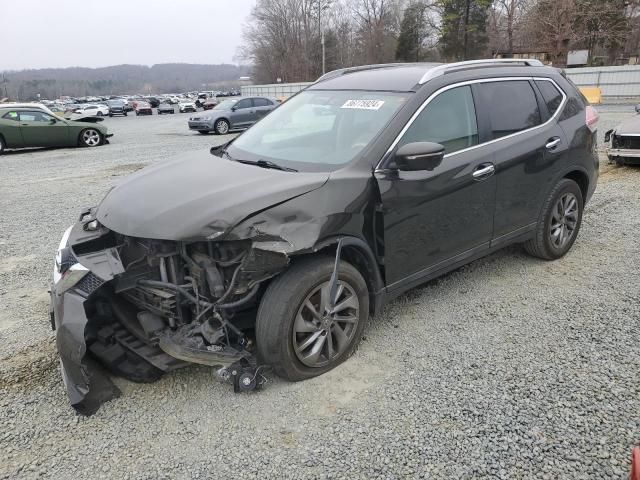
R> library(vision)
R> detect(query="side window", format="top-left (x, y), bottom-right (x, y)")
top-left (236, 99), bottom-right (253, 109)
top-left (535, 80), bottom-right (564, 116)
top-left (254, 98), bottom-right (273, 107)
top-left (477, 81), bottom-right (541, 139)
top-left (19, 111), bottom-right (54, 122)
top-left (2, 111), bottom-right (19, 121)
top-left (399, 85), bottom-right (478, 155)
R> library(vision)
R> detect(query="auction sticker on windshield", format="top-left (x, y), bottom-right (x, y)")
top-left (341, 99), bottom-right (385, 110)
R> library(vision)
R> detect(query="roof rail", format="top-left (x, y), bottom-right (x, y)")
top-left (419, 58), bottom-right (545, 84)
top-left (316, 63), bottom-right (431, 84)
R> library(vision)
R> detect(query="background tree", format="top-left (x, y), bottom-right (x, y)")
top-left (396, 1), bottom-right (434, 61)
top-left (438, 0), bottom-right (493, 61)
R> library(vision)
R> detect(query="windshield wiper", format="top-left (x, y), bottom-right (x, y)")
top-left (235, 159), bottom-right (298, 172)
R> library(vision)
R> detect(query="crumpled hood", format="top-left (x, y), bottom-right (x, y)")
top-left (615, 114), bottom-right (640, 136)
top-left (96, 151), bottom-right (329, 240)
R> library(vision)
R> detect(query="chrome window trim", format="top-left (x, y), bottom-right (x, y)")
top-left (375, 76), bottom-right (567, 171)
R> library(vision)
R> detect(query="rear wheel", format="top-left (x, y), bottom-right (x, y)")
top-left (214, 119), bottom-right (230, 135)
top-left (524, 178), bottom-right (583, 260)
top-left (97, 111), bottom-right (104, 116)
top-left (78, 128), bottom-right (103, 147)
top-left (0, 136), bottom-right (5, 154)
top-left (256, 256), bottom-right (369, 381)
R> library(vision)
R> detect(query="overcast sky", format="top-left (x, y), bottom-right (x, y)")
top-left (1, 0), bottom-right (256, 71)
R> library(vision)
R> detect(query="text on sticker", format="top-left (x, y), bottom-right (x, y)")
top-left (341, 100), bottom-right (385, 110)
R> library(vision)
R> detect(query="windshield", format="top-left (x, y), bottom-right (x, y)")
top-left (227, 90), bottom-right (408, 172)
top-left (108, 100), bottom-right (125, 106)
top-left (214, 99), bottom-right (238, 110)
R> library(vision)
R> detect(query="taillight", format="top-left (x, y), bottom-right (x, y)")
top-left (586, 105), bottom-right (599, 132)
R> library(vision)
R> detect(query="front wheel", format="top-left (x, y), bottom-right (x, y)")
top-left (524, 178), bottom-right (583, 260)
top-left (78, 128), bottom-right (103, 147)
top-left (256, 256), bottom-right (369, 381)
top-left (214, 119), bottom-right (230, 135)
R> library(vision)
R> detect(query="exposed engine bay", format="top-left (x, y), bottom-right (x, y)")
top-left (51, 209), bottom-right (290, 414)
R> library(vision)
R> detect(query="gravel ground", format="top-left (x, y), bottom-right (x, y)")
top-left (1, 107), bottom-right (639, 479)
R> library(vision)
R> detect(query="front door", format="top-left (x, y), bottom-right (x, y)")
top-left (375, 84), bottom-right (497, 288)
top-left (18, 110), bottom-right (69, 147)
top-left (230, 98), bottom-right (256, 128)
top-left (0, 110), bottom-right (25, 147)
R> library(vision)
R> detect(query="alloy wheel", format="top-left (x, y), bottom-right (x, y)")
top-left (550, 192), bottom-right (578, 249)
top-left (292, 280), bottom-right (360, 368)
top-left (216, 120), bottom-right (229, 134)
top-left (82, 129), bottom-right (101, 147)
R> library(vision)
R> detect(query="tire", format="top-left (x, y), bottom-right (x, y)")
top-left (124, 112), bottom-right (128, 116)
top-left (97, 111), bottom-right (104, 116)
top-left (256, 256), bottom-right (369, 381)
top-left (214, 119), bottom-right (230, 135)
top-left (0, 135), bottom-right (5, 154)
top-left (524, 178), bottom-right (583, 260)
top-left (78, 128), bottom-right (103, 148)
top-left (136, 111), bottom-right (139, 116)
top-left (109, 113), bottom-right (113, 117)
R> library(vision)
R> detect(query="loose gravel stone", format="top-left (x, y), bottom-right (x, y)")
top-left (0, 108), bottom-right (639, 479)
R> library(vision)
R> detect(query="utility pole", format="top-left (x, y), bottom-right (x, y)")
top-left (318, 0), bottom-right (326, 75)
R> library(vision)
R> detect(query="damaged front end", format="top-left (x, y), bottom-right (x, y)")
top-left (50, 208), bottom-right (289, 415)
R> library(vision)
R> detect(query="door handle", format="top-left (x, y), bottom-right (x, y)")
top-left (472, 163), bottom-right (495, 180)
top-left (545, 137), bottom-right (561, 149)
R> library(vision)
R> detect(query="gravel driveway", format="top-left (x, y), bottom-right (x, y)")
top-left (1, 108), bottom-right (639, 479)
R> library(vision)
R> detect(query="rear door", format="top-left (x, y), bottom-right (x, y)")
top-left (0, 110), bottom-right (25, 147)
top-left (18, 110), bottom-right (69, 147)
top-left (473, 79), bottom-right (569, 245)
top-left (253, 97), bottom-right (275, 121)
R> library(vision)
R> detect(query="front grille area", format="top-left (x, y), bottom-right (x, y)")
top-left (76, 272), bottom-right (105, 295)
top-left (613, 135), bottom-right (640, 149)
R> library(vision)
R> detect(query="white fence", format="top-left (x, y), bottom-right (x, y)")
top-left (241, 82), bottom-right (312, 98)
top-left (564, 66), bottom-right (640, 98)
top-left (243, 66), bottom-right (640, 99)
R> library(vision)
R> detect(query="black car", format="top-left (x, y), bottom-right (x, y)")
top-left (106, 99), bottom-right (127, 117)
top-left (50, 59), bottom-right (598, 414)
top-left (147, 97), bottom-right (161, 108)
top-left (157, 102), bottom-right (175, 114)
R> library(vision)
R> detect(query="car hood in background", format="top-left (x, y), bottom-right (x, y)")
top-left (96, 151), bottom-right (330, 241)
top-left (614, 114), bottom-right (640, 136)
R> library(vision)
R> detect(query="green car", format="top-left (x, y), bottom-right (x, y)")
top-left (0, 104), bottom-right (113, 154)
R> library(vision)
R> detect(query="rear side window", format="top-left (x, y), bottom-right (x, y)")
top-left (535, 80), bottom-right (564, 116)
top-left (399, 85), bottom-right (479, 154)
top-left (478, 80), bottom-right (541, 139)
top-left (254, 98), bottom-right (273, 107)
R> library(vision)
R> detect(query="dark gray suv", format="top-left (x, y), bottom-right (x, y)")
top-left (50, 59), bottom-right (598, 414)
top-left (188, 96), bottom-right (278, 134)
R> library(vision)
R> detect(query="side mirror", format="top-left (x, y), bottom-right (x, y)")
top-left (231, 106), bottom-right (237, 112)
top-left (395, 142), bottom-right (445, 171)
top-left (49, 118), bottom-right (57, 124)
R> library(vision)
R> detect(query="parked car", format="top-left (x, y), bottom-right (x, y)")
top-left (188, 97), bottom-right (278, 134)
top-left (157, 102), bottom-right (175, 114)
top-left (49, 59), bottom-right (598, 414)
top-left (135, 101), bottom-right (153, 116)
top-left (106, 99), bottom-right (128, 117)
top-left (202, 98), bottom-right (219, 110)
top-left (178, 99), bottom-right (197, 113)
top-left (0, 103), bottom-right (112, 153)
top-left (605, 105), bottom-right (640, 165)
top-left (73, 104), bottom-right (110, 117)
